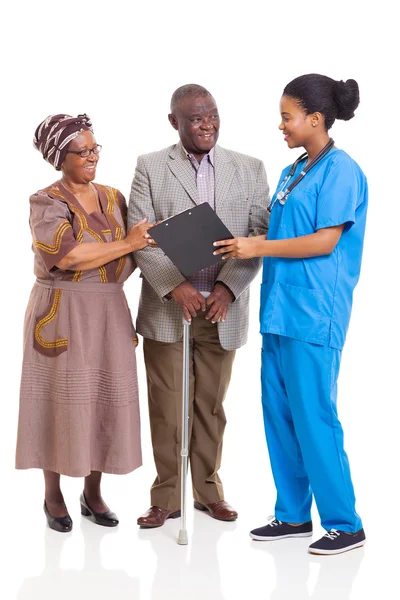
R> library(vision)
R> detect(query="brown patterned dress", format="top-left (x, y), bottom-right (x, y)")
top-left (15, 181), bottom-right (142, 477)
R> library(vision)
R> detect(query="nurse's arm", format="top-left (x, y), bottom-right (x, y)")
top-left (213, 225), bottom-right (345, 259)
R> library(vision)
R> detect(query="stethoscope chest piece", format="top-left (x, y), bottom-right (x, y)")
top-left (277, 191), bottom-right (287, 205)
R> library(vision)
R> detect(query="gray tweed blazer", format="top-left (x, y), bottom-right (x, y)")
top-left (127, 143), bottom-right (270, 350)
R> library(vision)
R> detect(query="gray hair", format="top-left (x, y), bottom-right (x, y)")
top-left (170, 84), bottom-right (212, 112)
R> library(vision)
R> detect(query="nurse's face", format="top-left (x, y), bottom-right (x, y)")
top-left (279, 95), bottom-right (315, 149)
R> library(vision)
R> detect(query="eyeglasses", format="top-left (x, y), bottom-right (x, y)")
top-left (66, 144), bottom-right (102, 158)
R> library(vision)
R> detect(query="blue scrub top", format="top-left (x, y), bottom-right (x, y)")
top-left (260, 148), bottom-right (368, 349)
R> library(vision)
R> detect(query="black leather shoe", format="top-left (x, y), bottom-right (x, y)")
top-left (80, 493), bottom-right (119, 527)
top-left (43, 501), bottom-right (72, 533)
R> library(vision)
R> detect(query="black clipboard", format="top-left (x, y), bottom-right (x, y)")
top-left (150, 203), bottom-right (234, 277)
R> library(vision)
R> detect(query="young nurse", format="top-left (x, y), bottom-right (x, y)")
top-left (214, 74), bottom-right (368, 555)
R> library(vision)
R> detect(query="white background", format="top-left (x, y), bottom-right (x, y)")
top-left (1, 1), bottom-right (398, 598)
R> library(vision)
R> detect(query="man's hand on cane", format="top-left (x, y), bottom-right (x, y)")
top-left (171, 281), bottom-right (207, 322)
top-left (205, 283), bottom-right (234, 323)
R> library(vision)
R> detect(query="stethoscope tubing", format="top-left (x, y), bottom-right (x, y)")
top-left (267, 139), bottom-right (335, 213)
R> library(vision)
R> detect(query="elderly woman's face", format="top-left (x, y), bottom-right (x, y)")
top-left (61, 130), bottom-right (99, 183)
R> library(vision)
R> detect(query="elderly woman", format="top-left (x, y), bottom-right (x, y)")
top-left (15, 114), bottom-right (152, 532)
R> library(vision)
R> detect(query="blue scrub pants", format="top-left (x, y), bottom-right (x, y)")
top-left (261, 333), bottom-right (362, 532)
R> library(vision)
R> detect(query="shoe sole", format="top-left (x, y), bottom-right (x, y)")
top-left (308, 539), bottom-right (366, 555)
top-left (194, 502), bottom-right (238, 521)
top-left (138, 510), bottom-right (181, 528)
top-left (250, 532), bottom-right (313, 541)
top-left (80, 504), bottom-right (119, 527)
top-left (47, 523), bottom-right (73, 533)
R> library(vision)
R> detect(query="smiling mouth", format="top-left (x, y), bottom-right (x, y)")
top-left (200, 133), bottom-right (214, 139)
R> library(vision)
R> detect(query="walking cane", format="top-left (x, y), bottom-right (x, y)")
top-left (177, 291), bottom-right (209, 545)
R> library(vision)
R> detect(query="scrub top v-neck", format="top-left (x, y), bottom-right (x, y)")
top-left (260, 148), bottom-right (368, 349)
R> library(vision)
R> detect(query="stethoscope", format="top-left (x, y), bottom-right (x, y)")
top-left (267, 138), bottom-right (335, 213)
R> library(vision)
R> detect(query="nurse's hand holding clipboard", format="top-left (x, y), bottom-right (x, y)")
top-left (214, 225), bottom-right (345, 260)
top-left (213, 236), bottom-right (265, 259)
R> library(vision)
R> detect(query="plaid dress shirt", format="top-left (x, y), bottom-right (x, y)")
top-left (184, 146), bottom-right (219, 292)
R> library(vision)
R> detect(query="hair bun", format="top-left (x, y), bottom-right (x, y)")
top-left (333, 79), bottom-right (360, 121)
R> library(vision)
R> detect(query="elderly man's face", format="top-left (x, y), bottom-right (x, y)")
top-left (168, 95), bottom-right (220, 162)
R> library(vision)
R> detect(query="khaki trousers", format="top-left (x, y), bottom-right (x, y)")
top-left (143, 313), bottom-right (236, 510)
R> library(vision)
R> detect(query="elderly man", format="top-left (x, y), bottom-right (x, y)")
top-left (128, 84), bottom-right (269, 527)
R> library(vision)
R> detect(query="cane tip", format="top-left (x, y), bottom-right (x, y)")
top-left (177, 530), bottom-right (188, 545)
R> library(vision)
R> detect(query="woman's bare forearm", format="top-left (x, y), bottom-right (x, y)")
top-left (253, 227), bottom-right (343, 258)
top-left (56, 240), bottom-right (132, 271)
top-left (214, 226), bottom-right (345, 260)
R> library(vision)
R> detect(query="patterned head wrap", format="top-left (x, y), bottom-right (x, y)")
top-left (33, 113), bottom-right (94, 171)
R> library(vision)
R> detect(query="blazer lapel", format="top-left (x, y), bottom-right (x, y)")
top-left (167, 144), bottom-right (199, 205)
top-left (214, 146), bottom-right (237, 211)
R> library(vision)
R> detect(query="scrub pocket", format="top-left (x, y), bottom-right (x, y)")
top-left (260, 281), bottom-right (330, 345)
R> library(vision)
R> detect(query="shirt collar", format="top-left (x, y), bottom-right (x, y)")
top-left (179, 142), bottom-right (215, 167)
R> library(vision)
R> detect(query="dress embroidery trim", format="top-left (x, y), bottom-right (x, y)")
top-left (34, 220), bottom-right (72, 254)
top-left (34, 289), bottom-right (68, 349)
top-left (116, 257), bottom-right (126, 281)
top-left (100, 186), bottom-right (123, 241)
top-left (47, 186), bottom-right (108, 283)
top-left (99, 185), bottom-right (126, 282)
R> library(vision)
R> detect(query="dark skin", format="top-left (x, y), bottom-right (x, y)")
top-left (214, 96), bottom-right (345, 267)
top-left (168, 94), bottom-right (220, 162)
top-left (215, 96), bottom-right (345, 527)
top-left (45, 130), bottom-right (155, 518)
top-left (159, 94), bottom-right (234, 323)
top-left (57, 131), bottom-right (154, 272)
